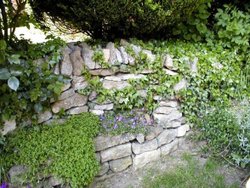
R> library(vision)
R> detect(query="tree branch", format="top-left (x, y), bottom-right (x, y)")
top-left (0, 0), bottom-right (8, 41)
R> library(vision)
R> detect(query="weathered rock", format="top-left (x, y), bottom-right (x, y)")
top-left (119, 47), bottom-right (129, 64)
top-left (153, 110), bottom-right (182, 126)
top-left (102, 49), bottom-right (110, 62)
top-left (53, 62), bottom-right (60, 75)
top-left (105, 76), bottom-right (122, 82)
top-left (117, 74), bottom-right (146, 80)
top-left (145, 126), bottom-right (163, 141)
top-left (90, 110), bottom-right (104, 116)
top-left (67, 106), bottom-right (88, 115)
top-left (137, 90), bottom-right (147, 98)
top-left (115, 48), bottom-right (123, 64)
top-left (8, 165), bottom-right (28, 184)
top-left (159, 100), bottom-right (178, 108)
top-left (102, 80), bottom-right (129, 90)
top-left (106, 42), bottom-right (119, 65)
top-left (52, 93), bottom-right (88, 113)
top-left (157, 129), bottom-right (177, 147)
top-left (38, 111), bottom-right (52, 124)
top-left (94, 103), bottom-right (114, 111)
top-left (1, 119), bottom-right (16, 135)
top-left (89, 91), bottom-right (97, 101)
top-left (110, 156), bottom-right (132, 173)
top-left (160, 139), bottom-right (179, 155)
top-left (154, 106), bottom-right (173, 114)
top-left (72, 76), bottom-right (88, 90)
top-left (163, 121), bottom-right (181, 129)
top-left (48, 176), bottom-right (63, 187)
top-left (98, 162), bottom-right (109, 176)
top-left (174, 79), bottom-right (187, 91)
top-left (61, 47), bottom-right (73, 76)
top-left (95, 133), bottom-right (135, 151)
top-left (61, 82), bottom-right (71, 92)
top-left (177, 124), bottom-right (190, 137)
top-left (164, 69), bottom-right (178, 76)
top-left (190, 57), bottom-right (198, 73)
top-left (133, 149), bottom-right (160, 170)
top-left (89, 69), bottom-right (115, 76)
top-left (58, 88), bottom-right (75, 101)
top-left (164, 54), bottom-right (174, 70)
top-left (81, 43), bottom-right (100, 69)
top-left (153, 95), bottom-right (163, 101)
top-left (136, 133), bottom-right (145, 144)
top-left (131, 44), bottom-right (141, 56)
top-left (132, 139), bottom-right (158, 155)
top-left (70, 47), bottom-right (84, 76)
top-left (142, 50), bottom-right (155, 62)
top-left (140, 69), bottom-right (155, 74)
top-left (101, 143), bottom-right (132, 162)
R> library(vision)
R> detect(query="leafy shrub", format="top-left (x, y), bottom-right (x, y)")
top-left (0, 37), bottom-right (67, 124)
top-left (198, 107), bottom-right (250, 168)
top-left (1, 113), bottom-right (100, 187)
top-left (214, 5), bottom-right (250, 51)
top-left (30, 0), bottom-right (205, 40)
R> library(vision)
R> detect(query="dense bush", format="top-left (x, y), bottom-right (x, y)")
top-left (1, 113), bottom-right (100, 187)
top-left (30, 0), bottom-right (205, 40)
top-left (198, 107), bottom-right (250, 168)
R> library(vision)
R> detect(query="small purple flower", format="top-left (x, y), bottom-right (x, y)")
top-left (113, 123), bottom-right (118, 129)
top-left (117, 115), bottom-right (123, 122)
top-left (0, 182), bottom-right (8, 188)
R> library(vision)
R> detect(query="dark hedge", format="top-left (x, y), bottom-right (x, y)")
top-left (30, 0), bottom-right (205, 40)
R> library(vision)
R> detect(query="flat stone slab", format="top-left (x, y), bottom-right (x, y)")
top-left (101, 143), bottom-right (132, 162)
top-left (133, 149), bottom-right (160, 170)
top-left (95, 133), bottom-right (135, 151)
top-left (110, 156), bottom-right (132, 173)
top-left (132, 139), bottom-right (158, 155)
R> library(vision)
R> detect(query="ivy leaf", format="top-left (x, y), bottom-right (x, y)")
top-left (8, 76), bottom-right (20, 91)
top-left (8, 54), bottom-right (21, 65)
top-left (0, 68), bottom-right (11, 80)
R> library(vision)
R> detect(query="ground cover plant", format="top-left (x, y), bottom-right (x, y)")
top-left (143, 154), bottom-right (239, 188)
top-left (99, 109), bottom-right (153, 136)
top-left (0, 113), bottom-right (100, 187)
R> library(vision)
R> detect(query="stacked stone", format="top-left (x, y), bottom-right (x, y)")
top-left (2, 40), bottom-right (194, 186)
top-left (34, 40), bottom-right (188, 125)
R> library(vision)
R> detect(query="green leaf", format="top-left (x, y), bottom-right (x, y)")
top-left (8, 54), bottom-right (21, 65)
top-left (8, 76), bottom-right (20, 91)
top-left (0, 40), bottom-right (7, 50)
top-left (0, 68), bottom-right (11, 80)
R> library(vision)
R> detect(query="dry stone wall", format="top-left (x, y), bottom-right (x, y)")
top-left (3, 40), bottom-right (194, 179)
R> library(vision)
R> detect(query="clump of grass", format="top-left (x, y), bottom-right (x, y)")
top-left (143, 154), bottom-right (239, 188)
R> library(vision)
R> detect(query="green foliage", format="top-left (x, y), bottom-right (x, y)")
top-left (92, 49), bottom-right (110, 68)
top-left (30, 0), bottom-right (205, 40)
top-left (214, 5), bottom-right (250, 52)
top-left (143, 154), bottom-right (239, 188)
top-left (198, 106), bottom-right (250, 168)
top-left (1, 113), bottom-right (100, 187)
top-left (0, 37), bottom-right (67, 124)
top-left (100, 110), bottom-right (151, 135)
top-left (0, 0), bottom-right (33, 44)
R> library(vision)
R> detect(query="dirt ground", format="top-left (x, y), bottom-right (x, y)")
top-left (90, 137), bottom-right (248, 188)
